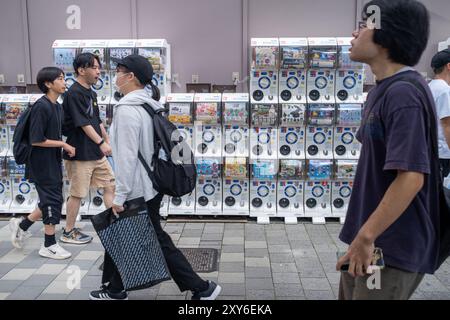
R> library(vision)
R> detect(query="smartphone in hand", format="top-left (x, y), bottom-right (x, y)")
top-left (336, 248), bottom-right (385, 273)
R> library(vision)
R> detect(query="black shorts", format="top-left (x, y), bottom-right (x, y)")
top-left (35, 183), bottom-right (64, 225)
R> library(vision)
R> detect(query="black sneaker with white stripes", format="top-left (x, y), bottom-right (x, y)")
top-left (89, 285), bottom-right (128, 300)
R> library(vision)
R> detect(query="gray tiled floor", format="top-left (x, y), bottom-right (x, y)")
top-left (0, 218), bottom-right (449, 300)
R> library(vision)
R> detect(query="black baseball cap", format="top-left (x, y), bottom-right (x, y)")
top-left (111, 54), bottom-right (153, 85)
top-left (431, 49), bottom-right (450, 69)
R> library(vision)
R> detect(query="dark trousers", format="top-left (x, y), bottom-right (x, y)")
top-left (440, 159), bottom-right (450, 180)
top-left (102, 193), bottom-right (207, 292)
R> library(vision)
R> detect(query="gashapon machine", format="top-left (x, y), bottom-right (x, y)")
top-left (250, 160), bottom-right (278, 224)
top-left (136, 39), bottom-right (171, 99)
top-left (0, 95), bottom-right (9, 158)
top-left (223, 157), bottom-right (249, 216)
top-left (250, 104), bottom-right (278, 160)
top-left (52, 40), bottom-right (80, 96)
top-left (194, 93), bottom-right (222, 158)
top-left (7, 94), bottom-right (38, 214)
top-left (166, 93), bottom-right (196, 215)
top-left (0, 95), bottom-right (12, 213)
top-left (279, 38), bottom-right (308, 104)
top-left (335, 37), bottom-right (365, 104)
top-left (332, 160), bottom-right (357, 223)
top-left (277, 160), bottom-right (305, 224)
top-left (334, 104), bottom-right (362, 159)
top-left (278, 104), bottom-right (306, 159)
top-left (306, 38), bottom-right (337, 104)
top-left (304, 160), bottom-right (333, 224)
top-left (305, 104), bottom-right (334, 160)
top-left (250, 38), bottom-right (279, 104)
top-left (195, 158), bottom-right (222, 215)
top-left (80, 40), bottom-right (111, 104)
top-left (158, 96), bottom-right (170, 218)
top-left (108, 39), bottom-right (136, 104)
top-left (88, 187), bottom-right (106, 216)
top-left (222, 93), bottom-right (250, 158)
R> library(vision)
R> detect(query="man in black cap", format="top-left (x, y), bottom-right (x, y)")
top-left (89, 54), bottom-right (221, 300)
top-left (429, 49), bottom-right (450, 178)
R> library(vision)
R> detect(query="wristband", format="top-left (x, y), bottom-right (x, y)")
top-left (97, 139), bottom-right (105, 146)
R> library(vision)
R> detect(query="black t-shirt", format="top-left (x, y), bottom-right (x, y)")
top-left (62, 81), bottom-right (103, 161)
top-left (27, 96), bottom-right (63, 185)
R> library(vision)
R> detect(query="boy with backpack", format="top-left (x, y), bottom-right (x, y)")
top-left (89, 54), bottom-right (221, 300)
top-left (9, 67), bottom-right (76, 259)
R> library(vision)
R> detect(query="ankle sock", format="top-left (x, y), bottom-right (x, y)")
top-left (19, 218), bottom-right (34, 232)
top-left (44, 234), bottom-right (56, 248)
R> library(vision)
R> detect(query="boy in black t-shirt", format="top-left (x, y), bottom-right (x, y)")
top-left (9, 67), bottom-right (76, 260)
top-left (61, 53), bottom-right (115, 245)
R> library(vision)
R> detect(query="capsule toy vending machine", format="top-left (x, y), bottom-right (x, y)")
top-left (80, 40), bottom-right (111, 104)
top-left (223, 157), bottom-right (249, 216)
top-left (250, 104), bottom-right (279, 160)
top-left (88, 95), bottom-right (111, 216)
top-left (0, 95), bottom-right (9, 157)
top-left (334, 104), bottom-right (362, 159)
top-left (305, 104), bottom-right (335, 160)
top-left (277, 159), bottom-right (305, 224)
top-left (195, 158), bottom-right (222, 215)
top-left (194, 93), bottom-right (222, 158)
top-left (108, 39), bottom-right (136, 104)
top-left (279, 38), bottom-right (308, 104)
top-left (304, 160), bottom-right (333, 224)
top-left (250, 160), bottom-right (278, 224)
top-left (278, 103), bottom-right (306, 160)
top-left (136, 39), bottom-right (171, 99)
top-left (52, 40), bottom-right (80, 96)
top-left (0, 95), bottom-right (12, 213)
top-left (335, 37), bottom-right (365, 104)
top-left (306, 38), bottom-right (337, 104)
top-left (332, 160), bottom-right (358, 223)
top-left (222, 93), bottom-right (249, 158)
top-left (166, 93), bottom-right (196, 215)
top-left (250, 38), bottom-right (279, 104)
top-left (6, 96), bottom-right (38, 214)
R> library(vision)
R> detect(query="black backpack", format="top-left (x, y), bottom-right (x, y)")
top-left (137, 103), bottom-right (197, 197)
top-left (12, 104), bottom-right (32, 165)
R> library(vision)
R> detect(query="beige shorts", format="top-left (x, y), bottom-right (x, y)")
top-left (65, 157), bottom-right (115, 198)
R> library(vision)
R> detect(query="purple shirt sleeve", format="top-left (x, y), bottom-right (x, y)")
top-left (383, 83), bottom-right (430, 174)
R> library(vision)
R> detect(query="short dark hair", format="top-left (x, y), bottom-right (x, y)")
top-left (73, 52), bottom-right (101, 75)
top-left (363, 0), bottom-right (430, 66)
top-left (434, 65), bottom-right (445, 75)
top-left (36, 67), bottom-right (64, 94)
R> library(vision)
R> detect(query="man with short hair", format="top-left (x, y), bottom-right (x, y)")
top-left (429, 49), bottom-right (450, 179)
top-left (62, 52), bottom-right (115, 244)
top-left (336, 0), bottom-right (440, 300)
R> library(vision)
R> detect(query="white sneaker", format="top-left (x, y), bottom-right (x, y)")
top-left (39, 243), bottom-right (72, 260)
top-left (9, 217), bottom-right (32, 249)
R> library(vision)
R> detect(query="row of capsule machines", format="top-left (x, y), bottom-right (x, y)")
top-left (161, 92), bottom-right (360, 224)
top-left (0, 93), bottom-right (114, 217)
top-left (52, 39), bottom-right (171, 105)
top-left (52, 39), bottom-right (171, 217)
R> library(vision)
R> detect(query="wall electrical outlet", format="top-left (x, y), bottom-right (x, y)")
top-left (0, 74), bottom-right (5, 84)
top-left (192, 74), bottom-right (199, 83)
top-left (17, 74), bottom-right (25, 83)
top-left (232, 72), bottom-right (240, 84)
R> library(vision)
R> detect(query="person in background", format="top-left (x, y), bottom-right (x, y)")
top-left (429, 49), bottom-right (450, 179)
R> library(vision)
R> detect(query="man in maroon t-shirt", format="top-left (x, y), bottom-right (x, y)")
top-left (336, 0), bottom-right (440, 300)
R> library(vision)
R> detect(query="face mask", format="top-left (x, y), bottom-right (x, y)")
top-left (113, 73), bottom-right (131, 94)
